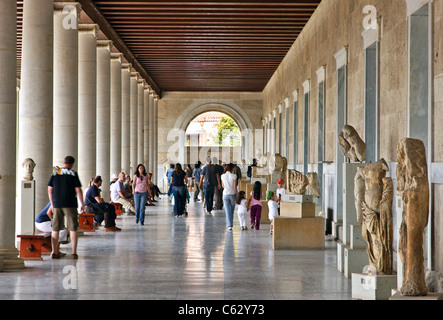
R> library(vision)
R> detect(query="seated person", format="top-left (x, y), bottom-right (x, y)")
top-left (111, 172), bottom-right (136, 214)
top-left (85, 175), bottom-right (121, 231)
top-left (123, 174), bottom-right (133, 200)
top-left (35, 202), bottom-right (69, 244)
top-left (147, 172), bottom-right (161, 203)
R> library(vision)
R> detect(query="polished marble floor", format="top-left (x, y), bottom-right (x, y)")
top-left (0, 197), bottom-right (352, 300)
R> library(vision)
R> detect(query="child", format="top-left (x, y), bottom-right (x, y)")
top-left (267, 191), bottom-right (279, 235)
top-left (276, 179), bottom-right (286, 216)
top-left (235, 191), bottom-right (248, 230)
top-left (247, 181), bottom-right (263, 230)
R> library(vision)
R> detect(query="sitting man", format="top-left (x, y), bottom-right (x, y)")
top-left (85, 175), bottom-right (121, 231)
top-left (147, 172), bottom-right (161, 203)
top-left (35, 202), bottom-right (69, 245)
top-left (111, 171), bottom-right (136, 214)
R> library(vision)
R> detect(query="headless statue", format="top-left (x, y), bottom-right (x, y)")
top-left (396, 138), bottom-right (429, 296)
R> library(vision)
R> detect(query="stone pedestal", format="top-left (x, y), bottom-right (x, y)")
top-left (352, 273), bottom-right (397, 300)
top-left (280, 201), bottom-right (315, 218)
top-left (273, 216), bottom-right (325, 250)
top-left (281, 194), bottom-right (313, 203)
top-left (389, 292), bottom-right (443, 300)
top-left (260, 200), bottom-right (270, 224)
top-left (251, 177), bottom-right (267, 185)
top-left (18, 180), bottom-right (36, 236)
top-left (343, 224), bottom-right (368, 278)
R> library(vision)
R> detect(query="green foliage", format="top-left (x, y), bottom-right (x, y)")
top-left (215, 116), bottom-right (241, 146)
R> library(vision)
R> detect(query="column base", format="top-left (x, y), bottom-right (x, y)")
top-left (0, 248), bottom-right (25, 271)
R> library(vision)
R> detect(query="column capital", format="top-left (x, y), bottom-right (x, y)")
top-left (292, 89), bottom-right (298, 101)
top-left (111, 52), bottom-right (123, 62)
top-left (334, 47), bottom-right (348, 70)
top-left (54, 2), bottom-right (82, 12)
top-left (121, 63), bottom-right (132, 72)
top-left (278, 104), bottom-right (283, 113)
top-left (97, 39), bottom-right (113, 51)
top-left (78, 23), bottom-right (99, 36)
top-left (130, 72), bottom-right (140, 80)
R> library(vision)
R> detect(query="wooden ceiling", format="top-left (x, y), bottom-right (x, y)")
top-left (17, 0), bottom-right (322, 95)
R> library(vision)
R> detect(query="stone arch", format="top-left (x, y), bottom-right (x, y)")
top-left (173, 101), bottom-right (254, 133)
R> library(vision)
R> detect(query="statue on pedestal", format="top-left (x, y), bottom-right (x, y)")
top-left (338, 125), bottom-right (366, 162)
top-left (22, 158), bottom-right (36, 181)
top-left (286, 169), bottom-right (320, 197)
top-left (354, 158), bottom-right (393, 275)
top-left (396, 138), bottom-right (429, 296)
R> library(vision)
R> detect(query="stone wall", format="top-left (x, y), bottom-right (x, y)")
top-left (261, 0), bottom-right (443, 289)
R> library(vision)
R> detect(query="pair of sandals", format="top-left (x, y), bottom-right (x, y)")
top-left (51, 252), bottom-right (78, 259)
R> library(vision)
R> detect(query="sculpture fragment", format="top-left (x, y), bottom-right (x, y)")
top-left (396, 138), bottom-right (429, 296)
top-left (338, 125), bottom-right (366, 162)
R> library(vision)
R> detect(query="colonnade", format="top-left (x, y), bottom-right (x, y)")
top-left (0, 0), bottom-right (159, 270)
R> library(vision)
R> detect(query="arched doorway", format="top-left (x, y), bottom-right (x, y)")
top-left (169, 102), bottom-right (255, 165)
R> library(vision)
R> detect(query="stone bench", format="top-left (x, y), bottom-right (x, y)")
top-left (17, 232), bottom-right (52, 260)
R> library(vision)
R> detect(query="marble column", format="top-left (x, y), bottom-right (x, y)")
top-left (153, 96), bottom-right (159, 182)
top-left (143, 87), bottom-right (151, 166)
top-left (121, 63), bottom-right (131, 174)
top-left (137, 79), bottom-right (145, 166)
top-left (96, 40), bottom-right (112, 196)
top-left (129, 72), bottom-right (139, 176)
top-left (148, 93), bottom-right (155, 175)
top-left (53, 3), bottom-right (80, 169)
top-left (19, 0), bottom-right (54, 223)
top-left (0, 0), bottom-right (24, 270)
top-left (78, 24), bottom-right (98, 187)
top-left (110, 53), bottom-right (123, 178)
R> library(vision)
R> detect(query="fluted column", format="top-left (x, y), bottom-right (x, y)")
top-left (137, 78), bottom-right (145, 166)
top-left (78, 24), bottom-right (98, 186)
top-left (129, 72), bottom-right (139, 176)
top-left (153, 96), bottom-right (159, 182)
top-left (148, 92), bottom-right (155, 175)
top-left (53, 2), bottom-right (80, 169)
top-left (121, 63), bottom-right (131, 174)
top-left (0, 0), bottom-right (24, 270)
top-left (19, 0), bottom-right (54, 222)
top-left (110, 52), bottom-right (123, 178)
top-left (96, 40), bottom-right (112, 195)
top-left (143, 87), bottom-right (151, 166)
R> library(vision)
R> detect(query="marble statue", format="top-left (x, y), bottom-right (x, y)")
top-left (338, 125), bottom-right (366, 162)
top-left (254, 153), bottom-right (287, 178)
top-left (396, 138), bottom-right (429, 296)
top-left (306, 172), bottom-right (321, 198)
top-left (355, 158), bottom-right (393, 275)
top-left (22, 158), bottom-right (36, 181)
top-left (286, 169), bottom-right (320, 198)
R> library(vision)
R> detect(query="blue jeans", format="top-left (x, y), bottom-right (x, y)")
top-left (223, 194), bottom-right (236, 227)
top-left (134, 192), bottom-right (148, 224)
top-left (172, 185), bottom-right (186, 216)
top-left (203, 185), bottom-right (215, 212)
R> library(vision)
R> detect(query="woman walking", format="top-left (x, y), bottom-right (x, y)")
top-left (171, 163), bottom-right (188, 218)
top-left (132, 164), bottom-right (149, 225)
top-left (221, 163), bottom-right (238, 231)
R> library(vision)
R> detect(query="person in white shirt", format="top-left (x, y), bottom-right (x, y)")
top-left (275, 179), bottom-right (286, 216)
top-left (221, 163), bottom-right (238, 230)
top-left (235, 191), bottom-right (248, 230)
top-left (267, 191), bottom-right (279, 235)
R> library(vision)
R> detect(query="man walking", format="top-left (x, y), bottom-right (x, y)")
top-left (48, 156), bottom-right (85, 259)
top-left (200, 156), bottom-right (221, 215)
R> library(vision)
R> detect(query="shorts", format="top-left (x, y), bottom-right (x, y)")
top-left (52, 207), bottom-right (79, 232)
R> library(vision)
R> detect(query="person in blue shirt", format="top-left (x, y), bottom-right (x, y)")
top-left (35, 202), bottom-right (69, 244)
top-left (85, 176), bottom-right (121, 231)
top-left (192, 162), bottom-right (203, 201)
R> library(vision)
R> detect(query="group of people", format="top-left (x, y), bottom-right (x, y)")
top-left (166, 156), bottom-right (288, 234)
top-left (35, 156), bottom-right (161, 259)
top-left (35, 154), bottom-right (286, 260)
